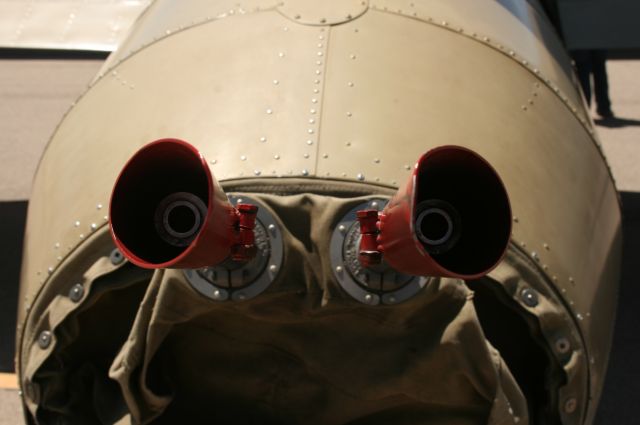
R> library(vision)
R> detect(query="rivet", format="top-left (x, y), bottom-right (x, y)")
top-left (311, 98), bottom-right (318, 103)
top-left (509, 50), bottom-right (515, 56)
top-left (110, 248), bottom-right (125, 265)
top-left (531, 251), bottom-right (539, 261)
top-left (74, 221), bottom-right (80, 227)
top-left (404, 165), bottom-right (411, 170)
top-left (90, 223), bottom-right (97, 231)
top-left (313, 88), bottom-right (319, 94)
top-left (374, 158), bottom-right (380, 163)
top-left (371, 201), bottom-right (379, 209)
top-left (316, 60), bottom-right (322, 65)
top-left (96, 203), bottom-right (103, 210)
top-left (346, 112), bottom-right (352, 117)
top-left (237, 292), bottom-right (247, 300)
top-left (569, 277), bottom-right (575, 285)
top-left (317, 51), bottom-right (323, 56)
top-left (323, 154), bottom-right (328, 159)
top-left (364, 293), bottom-right (373, 303)
top-left (54, 242), bottom-right (60, 249)
top-left (483, 37), bottom-right (490, 42)
top-left (47, 266), bottom-right (54, 274)
top-left (513, 216), bottom-right (519, 223)
top-left (79, 234), bottom-right (85, 240)
top-left (543, 243), bottom-right (549, 250)
top-left (319, 35), bottom-right (324, 40)
top-left (68, 284), bottom-right (84, 302)
top-left (320, 18), bottom-right (326, 23)
top-left (315, 70), bottom-right (321, 75)
top-left (302, 169), bottom-right (309, 176)
top-left (309, 118), bottom-right (316, 124)
top-left (350, 54), bottom-right (356, 59)
top-left (303, 153), bottom-right (310, 158)
top-left (520, 241), bottom-right (526, 247)
top-left (338, 225), bottom-right (346, 233)
top-left (274, 154), bottom-right (280, 160)
top-left (240, 155), bottom-right (247, 161)
top-left (260, 136), bottom-right (267, 143)
top-left (314, 79), bottom-right (320, 84)
top-left (213, 290), bottom-right (221, 299)
top-left (308, 129), bottom-right (314, 134)
top-left (520, 288), bottom-right (539, 307)
top-left (522, 105), bottom-right (528, 111)
top-left (357, 173), bottom-right (365, 181)
top-left (268, 224), bottom-right (276, 234)
top-left (335, 265), bottom-right (343, 273)
top-left (576, 313), bottom-right (584, 321)
top-left (388, 296), bottom-right (397, 303)
top-left (345, 141), bottom-right (351, 146)
top-left (38, 331), bottom-right (52, 349)
top-left (278, 52), bottom-right (285, 58)
top-left (269, 264), bottom-right (278, 272)
top-left (294, 14), bottom-right (300, 19)
top-left (273, 79), bottom-right (279, 85)
top-left (310, 109), bottom-right (317, 114)
top-left (254, 170), bottom-right (261, 176)
top-left (442, 21), bottom-right (448, 26)
top-left (564, 398), bottom-right (577, 414)
top-left (555, 337), bottom-right (571, 354)
top-left (210, 159), bottom-right (217, 164)
top-left (306, 140), bottom-right (313, 145)
top-left (348, 82), bottom-right (354, 87)
top-left (283, 26), bottom-right (289, 31)
top-left (266, 108), bottom-right (273, 114)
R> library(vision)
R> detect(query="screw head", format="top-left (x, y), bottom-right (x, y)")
top-left (555, 337), bottom-right (571, 354)
top-left (564, 397), bottom-right (577, 413)
top-left (38, 331), bottom-right (52, 349)
top-left (68, 284), bottom-right (84, 302)
top-left (520, 288), bottom-right (539, 307)
top-left (110, 248), bottom-right (124, 265)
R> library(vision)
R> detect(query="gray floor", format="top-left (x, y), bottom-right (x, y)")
top-left (0, 58), bottom-right (639, 424)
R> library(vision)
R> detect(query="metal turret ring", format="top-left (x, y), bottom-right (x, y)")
top-left (277, 0), bottom-right (369, 26)
top-left (330, 198), bottom-right (427, 305)
top-left (183, 194), bottom-right (283, 302)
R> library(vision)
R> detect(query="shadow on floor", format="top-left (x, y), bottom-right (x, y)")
top-left (595, 116), bottom-right (640, 128)
top-left (1, 193), bottom-right (639, 423)
top-left (594, 191), bottom-right (640, 424)
top-left (0, 201), bottom-right (26, 373)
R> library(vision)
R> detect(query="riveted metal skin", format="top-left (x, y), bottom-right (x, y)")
top-left (17, 1), bottom-right (622, 424)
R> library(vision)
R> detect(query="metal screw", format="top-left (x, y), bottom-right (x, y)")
top-left (68, 284), bottom-right (84, 302)
top-left (335, 266), bottom-right (343, 273)
top-left (38, 331), bottom-right (52, 349)
top-left (520, 288), bottom-right (539, 307)
top-left (109, 248), bottom-right (124, 265)
top-left (564, 397), bottom-right (577, 413)
top-left (338, 225), bottom-right (346, 233)
top-left (555, 337), bottom-right (571, 354)
top-left (364, 294), bottom-right (373, 303)
top-left (269, 264), bottom-right (278, 273)
top-left (213, 290), bottom-right (221, 299)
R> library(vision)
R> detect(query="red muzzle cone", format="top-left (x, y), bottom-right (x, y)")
top-left (371, 146), bottom-right (512, 279)
top-left (109, 138), bottom-right (237, 269)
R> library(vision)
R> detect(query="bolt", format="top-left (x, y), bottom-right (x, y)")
top-left (555, 337), bottom-right (571, 354)
top-left (520, 288), bottom-right (539, 307)
top-left (68, 284), bottom-right (84, 302)
top-left (564, 398), bottom-right (577, 414)
top-left (38, 331), bottom-right (52, 349)
top-left (110, 248), bottom-right (125, 265)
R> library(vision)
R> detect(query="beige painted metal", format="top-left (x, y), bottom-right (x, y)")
top-left (0, 0), bottom-right (150, 52)
top-left (18, 1), bottom-right (621, 424)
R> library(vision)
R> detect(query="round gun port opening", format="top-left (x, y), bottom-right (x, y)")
top-left (416, 207), bottom-right (452, 245)
top-left (415, 199), bottom-right (461, 254)
top-left (154, 192), bottom-right (207, 247)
